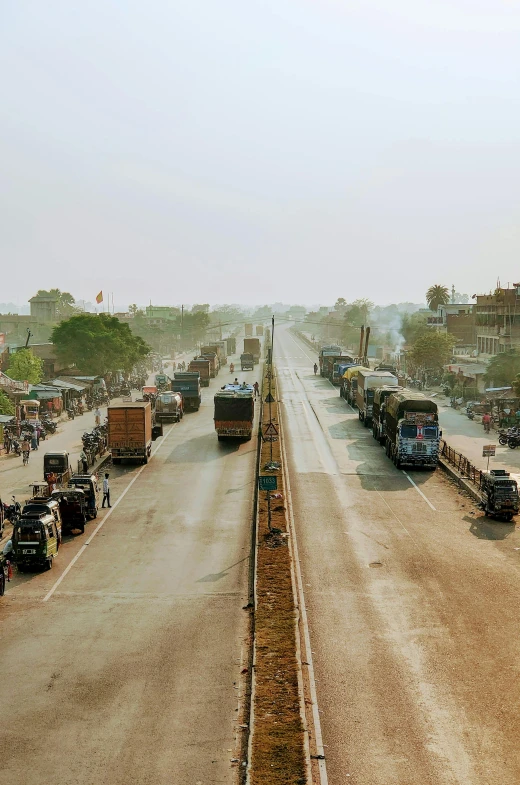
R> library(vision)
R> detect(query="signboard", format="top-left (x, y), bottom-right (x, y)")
top-left (259, 475), bottom-right (278, 491)
top-left (404, 412), bottom-right (435, 424)
top-left (482, 445), bottom-right (496, 457)
top-left (263, 422), bottom-right (279, 436)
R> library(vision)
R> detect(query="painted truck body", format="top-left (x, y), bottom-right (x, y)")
top-left (108, 401), bottom-right (152, 464)
top-left (201, 345), bottom-right (222, 370)
top-left (199, 352), bottom-right (219, 377)
top-left (214, 385), bottom-right (254, 440)
top-left (356, 370), bottom-right (398, 426)
top-left (256, 325), bottom-right (264, 336)
top-left (340, 366), bottom-right (370, 405)
top-left (172, 372), bottom-right (202, 411)
top-left (319, 345), bottom-right (342, 377)
top-left (244, 338), bottom-right (261, 364)
top-left (384, 392), bottom-right (440, 468)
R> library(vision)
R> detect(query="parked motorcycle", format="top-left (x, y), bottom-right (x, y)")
top-left (508, 434), bottom-right (520, 449)
top-left (67, 407), bottom-right (75, 420)
top-left (4, 496), bottom-right (21, 525)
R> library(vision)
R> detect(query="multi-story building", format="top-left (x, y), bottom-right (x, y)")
top-left (427, 303), bottom-right (476, 354)
top-left (475, 285), bottom-right (520, 357)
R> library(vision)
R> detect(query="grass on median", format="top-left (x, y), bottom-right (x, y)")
top-left (250, 365), bottom-right (306, 785)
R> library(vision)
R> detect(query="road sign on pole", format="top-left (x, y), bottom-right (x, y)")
top-left (482, 445), bottom-right (496, 457)
top-left (259, 475), bottom-right (278, 491)
top-left (263, 422), bottom-right (279, 437)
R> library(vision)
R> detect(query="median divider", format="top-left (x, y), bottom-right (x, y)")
top-left (248, 362), bottom-right (307, 785)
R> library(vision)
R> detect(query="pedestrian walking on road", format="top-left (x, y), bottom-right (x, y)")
top-left (95, 407), bottom-right (101, 427)
top-left (35, 425), bottom-right (41, 446)
top-left (102, 473), bottom-right (111, 508)
top-left (253, 381), bottom-right (260, 399)
top-left (31, 432), bottom-right (38, 451)
top-left (313, 363), bottom-right (318, 375)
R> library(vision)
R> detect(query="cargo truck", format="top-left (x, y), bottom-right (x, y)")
top-left (226, 336), bottom-right (236, 355)
top-left (384, 392), bottom-right (440, 468)
top-left (107, 401), bottom-right (155, 464)
top-left (188, 359), bottom-right (210, 386)
top-left (356, 370), bottom-right (398, 426)
top-left (319, 345), bottom-right (342, 377)
top-left (199, 353), bottom-right (219, 378)
top-left (172, 372), bottom-right (201, 411)
top-left (201, 345), bottom-right (222, 370)
top-left (244, 337), bottom-right (261, 364)
top-left (321, 353), bottom-right (354, 382)
top-left (214, 384), bottom-right (254, 441)
top-left (241, 353), bottom-right (254, 371)
top-left (154, 373), bottom-right (170, 391)
top-left (245, 323), bottom-right (253, 337)
top-left (332, 361), bottom-right (356, 386)
top-left (371, 385), bottom-right (402, 442)
top-left (256, 325), bottom-right (264, 336)
top-left (340, 366), bottom-right (370, 405)
top-left (217, 341), bottom-right (228, 366)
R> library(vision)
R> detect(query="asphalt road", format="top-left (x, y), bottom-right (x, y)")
top-left (277, 325), bottom-right (520, 785)
top-left (0, 349), bottom-right (260, 785)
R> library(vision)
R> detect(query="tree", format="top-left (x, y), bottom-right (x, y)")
top-left (409, 331), bottom-right (456, 373)
top-left (485, 350), bottom-right (520, 388)
top-left (37, 288), bottom-right (79, 320)
top-left (426, 284), bottom-right (449, 312)
top-left (6, 348), bottom-right (43, 384)
top-left (401, 312), bottom-right (429, 346)
top-left (51, 313), bottom-right (150, 376)
top-left (0, 390), bottom-right (15, 416)
top-left (334, 298), bottom-right (347, 312)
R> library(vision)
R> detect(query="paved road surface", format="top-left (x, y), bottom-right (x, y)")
top-left (0, 349), bottom-right (259, 785)
top-left (278, 325), bottom-right (520, 785)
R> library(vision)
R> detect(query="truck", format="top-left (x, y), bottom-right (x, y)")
top-left (188, 358), bottom-right (211, 386)
top-left (384, 392), bottom-right (440, 468)
top-left (107, 401), bottom-right (154, 464)
top-left (155, 391), bottom-right (184, 422)
top-left (241, 353), bottom-right (254, 371)
top-left (154, 373), bottom-right (170, 392)
top-left (172, 372), bottom-right (201, 411)
top-left (319, 345), bottom-right (342, 377)
top-left (226, 336), bottom-right (236, 355)
top-left (199, 353), bottom-right (219, 378)
top-left (340, 366), bottom-right (370, 405)
top-left (371, 385), bottom-right (402, 443)
top-left (245, 323), bottom-right (253, 337)
top-left (244, 337), bottom-right (261, 364)
top-left (217, 341), bottom-right (228, 366)
top-left (332, 361), bottom-right (356, 386)
top-left (214, 384), bottom-right (254, 441)
top-left (356, 370), bottom-right (398, 426)
top-left (201, 345), bottom-right (222, 370)
top-left (320, 353), bottom-right (354, 382)
top-left (256, 325), bottom-right (264, 336)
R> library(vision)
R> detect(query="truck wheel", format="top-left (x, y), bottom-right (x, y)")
top-left (143, 455), bottom-right (148, 464)
top-left (46, 556), bottom-right (53, 571)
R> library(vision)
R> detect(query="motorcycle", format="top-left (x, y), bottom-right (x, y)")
top-left (229, 363), bottom-right (235, 374)
top-left (11, 439), bottom-right (21, 457)
top-left (508, 434), bottom-right (520, 449)
top-left (4, 496), bottom-right (21, 525)
top-left (67, 407), bottom-right (75, 420)
top-left (466, 408), bottom-right (475, 420)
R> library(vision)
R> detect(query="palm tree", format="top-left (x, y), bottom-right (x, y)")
top-left (426, 284), bottom-right (449, 312)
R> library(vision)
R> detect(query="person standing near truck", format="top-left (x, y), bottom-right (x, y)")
top-left (102, 473), bottom-right (111, 508)
top-left (253, 381), bottom-right (260, 399)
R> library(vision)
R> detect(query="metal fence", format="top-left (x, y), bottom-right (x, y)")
top-left (440, 440), bottom-right (484, 489)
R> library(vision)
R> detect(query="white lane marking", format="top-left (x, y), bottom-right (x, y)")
top-left (402, 470), bottom-right (437, 511)
top-left (278, 398), bottom-right (329, 785)
top-left (43, 425), bottom-right (175, 602)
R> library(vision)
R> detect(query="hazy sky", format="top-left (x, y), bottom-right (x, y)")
top-left (1, 1), bottom-right (520, 307)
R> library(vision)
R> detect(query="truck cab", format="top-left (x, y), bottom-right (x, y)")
top-left (240, 353), bottom-right (254, 371)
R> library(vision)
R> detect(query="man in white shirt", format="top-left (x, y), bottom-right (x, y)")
top-left (102, 473), bottom-right (111, 508)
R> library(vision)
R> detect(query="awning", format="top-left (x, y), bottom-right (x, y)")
top-left (0, 415), bottom-right (15, 424)
top-left (447, 363), bottom-right (487, 379)
top-left (49, 379), bottom-right (87, 392)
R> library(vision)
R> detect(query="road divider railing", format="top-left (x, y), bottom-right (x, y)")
top-left (440, 439), bottom-right (485, 490)
top-left (248, 362), bottom-right (306, 785)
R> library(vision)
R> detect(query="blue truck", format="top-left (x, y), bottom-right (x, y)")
top-left (172, 372), bottom-right (202, 412)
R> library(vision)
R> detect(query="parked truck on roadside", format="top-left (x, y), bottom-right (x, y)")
top-left (319, 345), bottom-right (342, 377)
top-left (372, 385), bottom-right (402, 443)
top-left (384, 392), bottom-right (440, 468)
top-left (214, 384), bottom-right (254, 441)
top-left (340, 366), bottom-right (370, 405)
top-left (172, 372), bottom-right (201, 411)
top-left (256, 325), bottom-right (264, 336)
top-left (188, 358), bottom-right (211, 386)
top-left (107, 401), bottom-right (156, 465)
top-left (356, 370), bottom-right (398, 426)
top-left (244, 337), bottom-right (261, 364)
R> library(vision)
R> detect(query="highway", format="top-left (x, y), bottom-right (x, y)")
top-left (276, 324), bottom-right (520, 785)
top-left (0, 354), bottom-right (260, 785)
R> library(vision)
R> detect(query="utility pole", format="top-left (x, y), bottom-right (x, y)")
top-left (269, 314), bottom-right (275, 462)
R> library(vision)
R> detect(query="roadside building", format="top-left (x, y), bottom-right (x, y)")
top-left (475, 285), bottom-right (520, 357)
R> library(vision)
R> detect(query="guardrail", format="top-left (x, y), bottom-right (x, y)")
top-left (440, 439), bottom-right (484, 489)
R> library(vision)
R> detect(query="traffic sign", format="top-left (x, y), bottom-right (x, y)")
top-left (259, 475), bottom-right (278, 491)
top-left (263, 422), bottom-right (279, 436)
top-left (482, 445), bottom-right (496, 457)
top-left (265, 393), bottom-right (274, 403)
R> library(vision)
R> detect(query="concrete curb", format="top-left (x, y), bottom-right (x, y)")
top-left (438, 457), bottom-right (483, 503)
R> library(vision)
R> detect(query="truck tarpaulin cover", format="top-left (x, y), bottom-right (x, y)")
top-left (214, 394), bottom-right (254, 421)
top-left (386, 392), bottom-right (438, 421)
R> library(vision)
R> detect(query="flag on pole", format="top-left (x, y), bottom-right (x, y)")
top-left (96, 291), bottom-right (103, 304)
